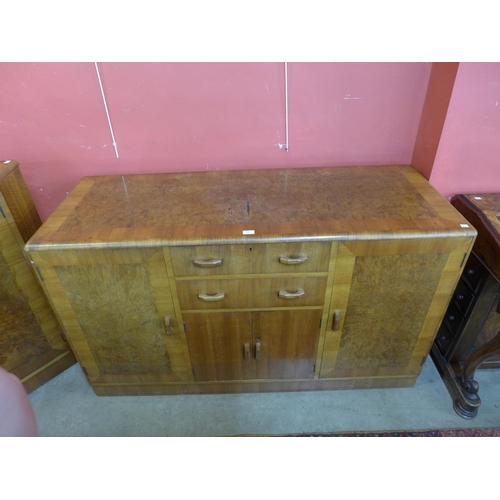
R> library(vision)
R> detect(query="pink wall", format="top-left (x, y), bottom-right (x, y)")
top-left (1, 62), bottom-right (430, 220)
top-left (430, 63), bottom-right (500, 198)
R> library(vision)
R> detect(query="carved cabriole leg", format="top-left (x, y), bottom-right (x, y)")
top-left (430, 344), bottom-right (480, 420)
top-left (454, 329), bottom-right (500, 419)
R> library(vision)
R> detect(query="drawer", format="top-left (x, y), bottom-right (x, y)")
top-left (462, 253), bottom-right (486, 292)
top-left (452, 279), bottom-right (475, 316)
top-left (443, 302), bottom-right (464, 337)
top-left (176, 276), bottom-right (328, 310)
top-left (435, 324), bottom-right (454, 357)
top-left (170, 242), bottom-right (331, 277)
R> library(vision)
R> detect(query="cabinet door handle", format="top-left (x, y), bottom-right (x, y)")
top-left (244, 342), bottom-right (250, 360)
top-left (255, 338), bottom-right (261, 361)
top-left (279, 254), bottom-right (308, 265)
top-left (164, 316), bottom-right (174, 335)
top-left (193, 258), bottom-right (223, 268)
top-left (278, 288), bottom-right (305, 299)
top-left (332, 310), bottom-right (341, 331)
top-left (198, 292), bottom-right (225, 302)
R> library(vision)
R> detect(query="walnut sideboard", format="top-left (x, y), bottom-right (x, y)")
top-left (1, 160), bottom-right (76, 392)
top-left (25, 165), bottom-right (476, 396)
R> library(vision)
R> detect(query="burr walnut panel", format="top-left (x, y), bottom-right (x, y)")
top-left (320, 237), bottom-right (473, 380)
top-left (55, 263), bottom-right (172, 375)
top-left (27, 165), bottom-right (468, 253)
top-left (57, 169), bottom-right (439, 232)
top-left (38, 248), bottom-right (190, 383)
top-left (335, 253), bottom-right (448, 371)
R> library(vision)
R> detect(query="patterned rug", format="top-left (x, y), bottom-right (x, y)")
top-left (236, 427), bottom-right (500, 437)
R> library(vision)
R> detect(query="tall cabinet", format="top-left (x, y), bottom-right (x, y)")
top-left (0, 160), bottom-right (75, 392)
top-left (431, 193), bottom-right (500, 418)
top-left (25, 165), bottom-right (475, 396)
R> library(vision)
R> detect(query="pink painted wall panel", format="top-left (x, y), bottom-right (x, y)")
top-left (96, 63), bottom-right (287, 169)
top-left (430, 63), bottom-right (500, 198)
top-left (290, 63), bottom-right (430, 165)
top-left (0, 63), bottom-right (119, 216)
top-left (0, 62), bottom-right (430, 220)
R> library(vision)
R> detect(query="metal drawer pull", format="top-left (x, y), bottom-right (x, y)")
top-left (255, 338), bottom-right (261, 361)
top-left (278, 288), bottom-right (305, 299)
top-left (193, 258), bottom-right (223, 268)
top-left (164, 316), bottom-right (174, 335)
top-left (332, 311), bottom-right (341, 331)
top-left (279, 253), bottom-right (308, 265)
top-left (244, 342), bottom-right (250, 360)
top-left (198, 292), bottom-right (225, 302)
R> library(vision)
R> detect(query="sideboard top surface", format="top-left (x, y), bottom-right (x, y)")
top-left (26, 165), bottom-right (476, 250)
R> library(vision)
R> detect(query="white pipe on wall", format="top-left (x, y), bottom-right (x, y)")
top-left (94, 62), bottom-right (120, 159)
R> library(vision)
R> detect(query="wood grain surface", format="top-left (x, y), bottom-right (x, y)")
top-left (453, 194), bottom-right (500, 282)
top-left (26, 165), bottom-right (476, 251)
top-left (0, 161), bottom-right (75, 392)
top-left (170, 242), bottom-right (331, 276)
top-left (0, 231), bottom-right (52, 369)
top-left (0, 160), bottom-right (42, 242)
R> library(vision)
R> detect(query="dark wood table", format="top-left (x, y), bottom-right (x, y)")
top-left (431, 193), bottom-right (500, 419)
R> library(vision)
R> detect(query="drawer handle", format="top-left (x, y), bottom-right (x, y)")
top-left (255, 338), bottom-right (261, 361)
top-left (278, 288), bottom-right (305, 299)
top-left (198, 292), bottom-right (225, 302)
top-left (279, 254), bottom-right (308, 265)
top-left (244, 342), bottom-right (250, 361)
top-left (193, 258), bottom-right (223, 268)
top-left (332, 310), bottom-right (341, 331)
top-left (164, 316), bottom-right (174, 335)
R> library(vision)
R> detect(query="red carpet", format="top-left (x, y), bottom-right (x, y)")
top-left (286, 428), bottom-right (500, 437)
top-left (237, 428), bottom-right (500, 437)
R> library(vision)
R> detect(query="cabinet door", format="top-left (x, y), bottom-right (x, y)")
top-left (253, 310), bottom-right (321, 379)
top-left (320, 237), bottom-right (472, 379)
top-left (184, 310), bottom-right (321, 381)
top-left (184, 312), bottom-right (254, 381)
top-left (30, 248), bottom-right (190, 384)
